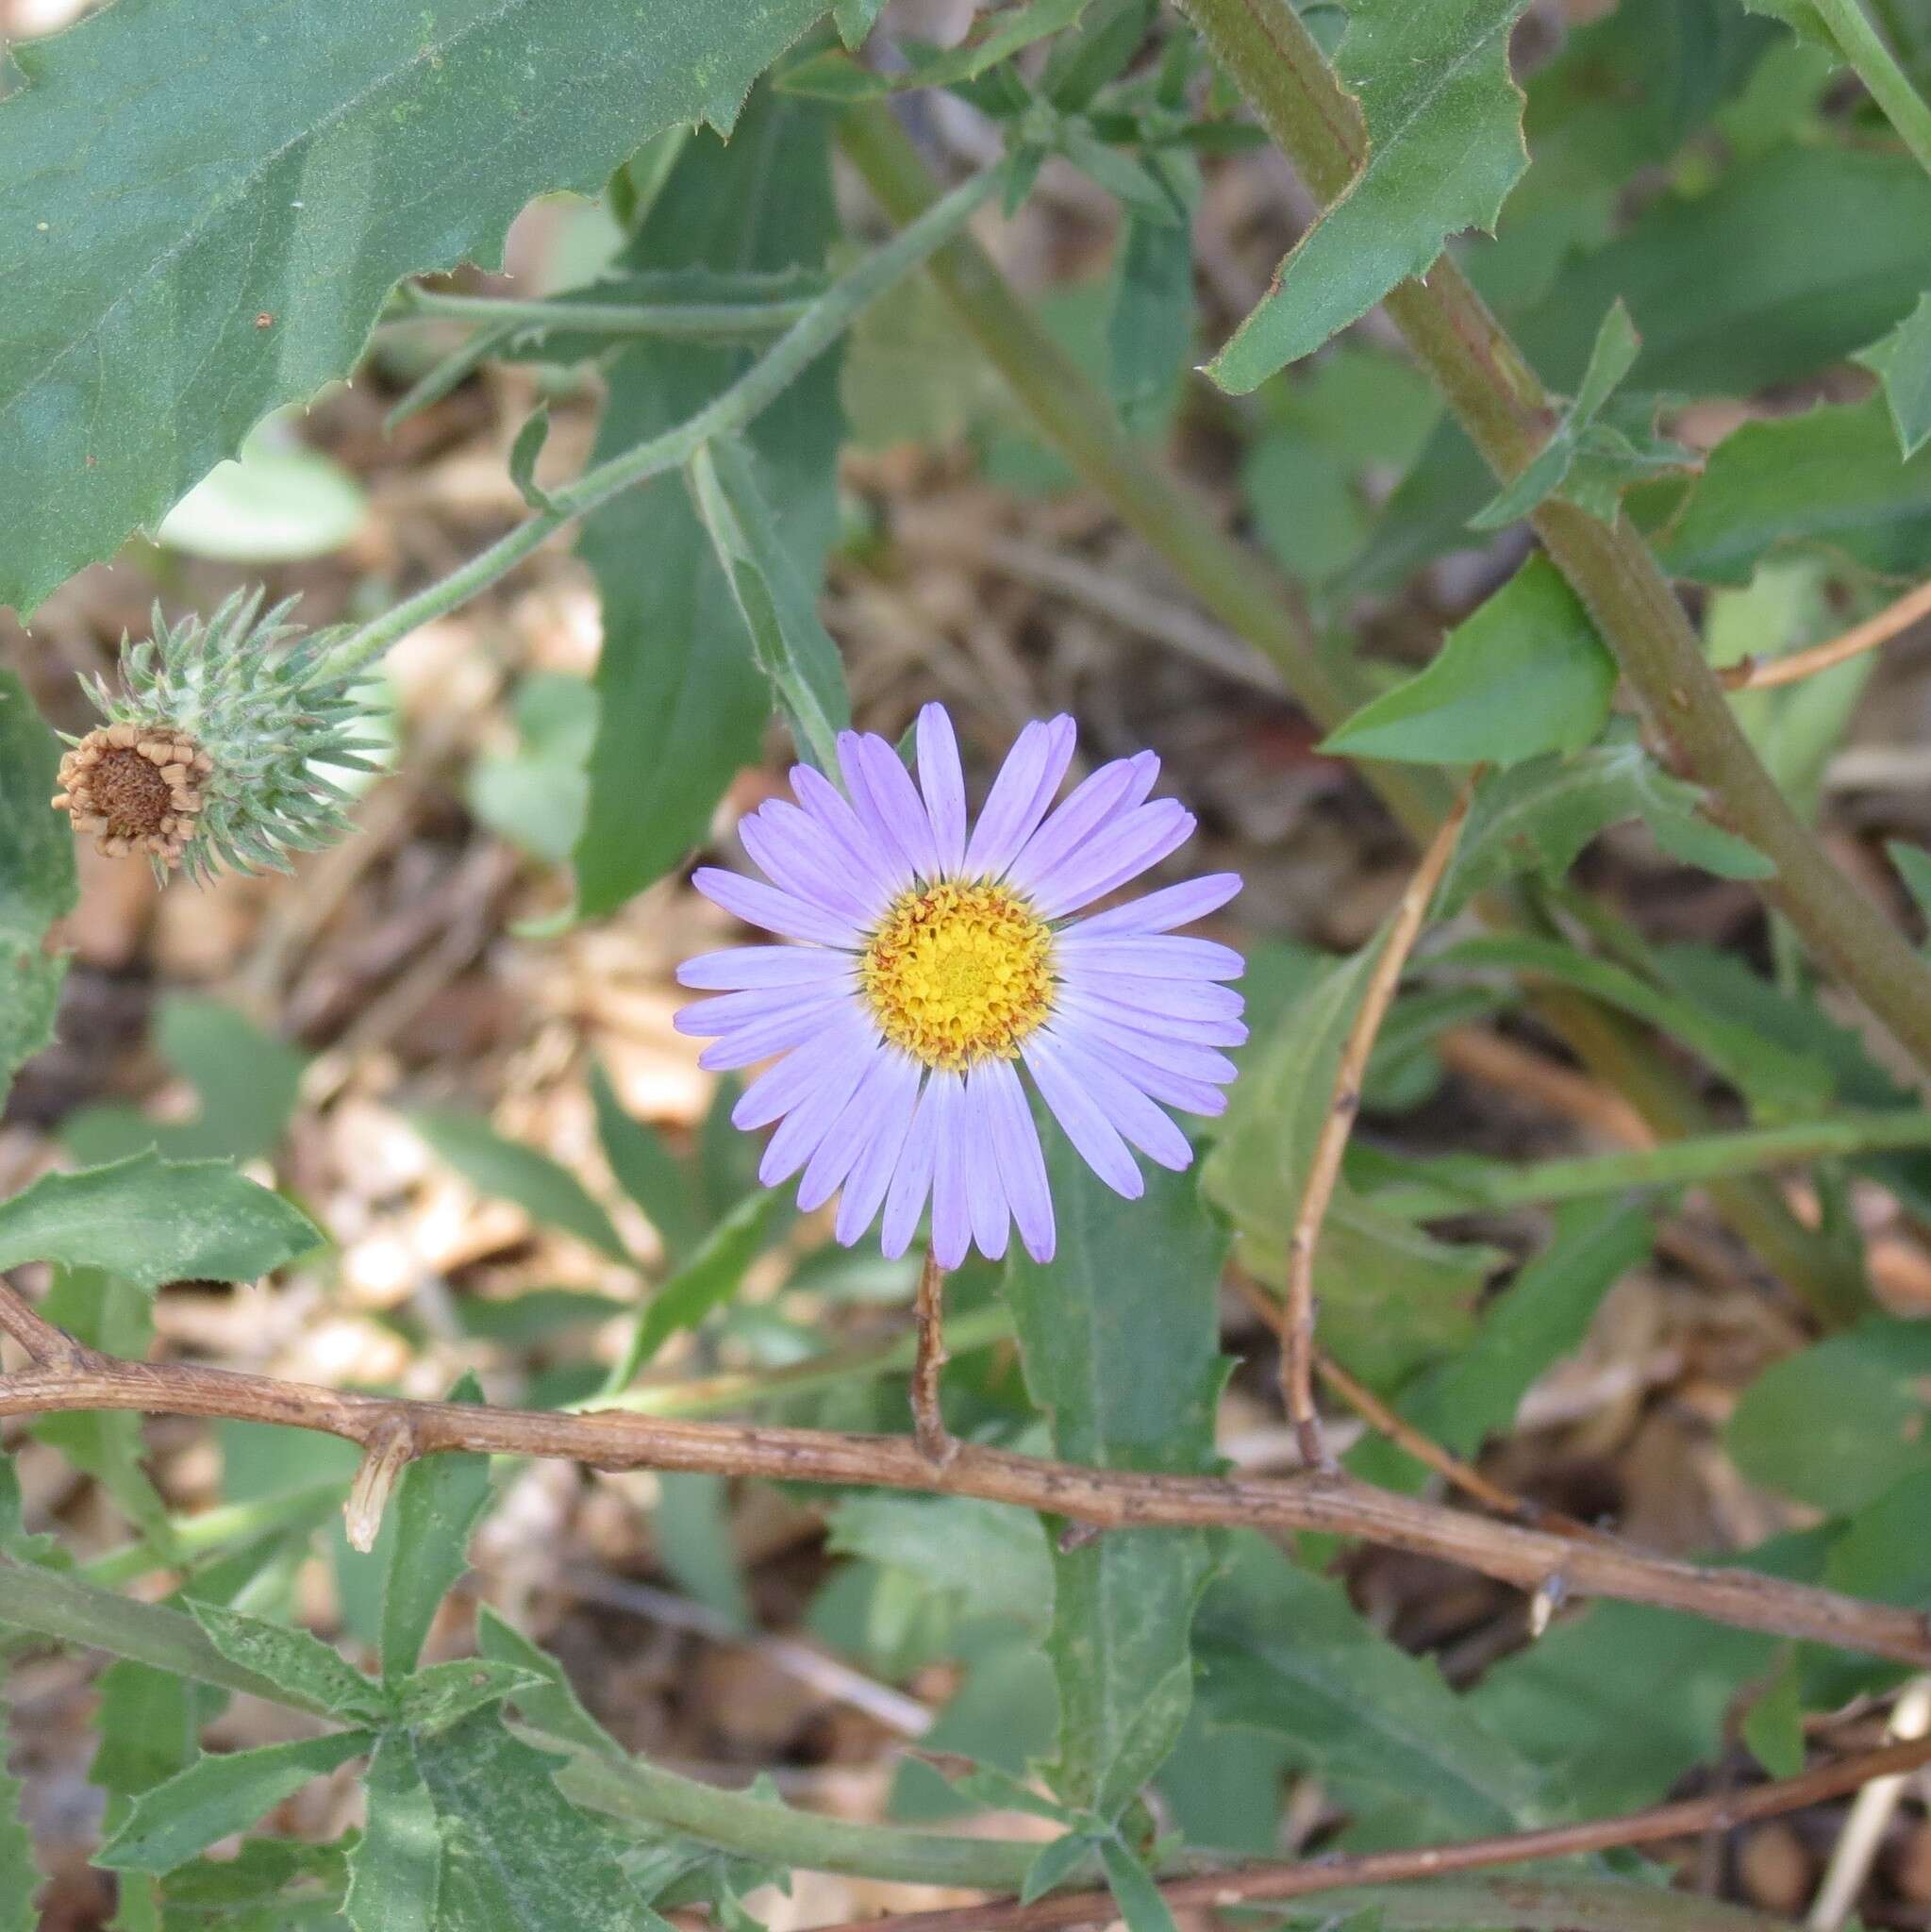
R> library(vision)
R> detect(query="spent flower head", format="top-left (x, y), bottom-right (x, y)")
top-left (675, 705), bottom-right (1245, 1269)
top-left (53, 590), bottom-right (386, 882)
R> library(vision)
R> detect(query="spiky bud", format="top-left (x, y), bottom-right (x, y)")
top-left (53, 591), bottom-right (386, 882)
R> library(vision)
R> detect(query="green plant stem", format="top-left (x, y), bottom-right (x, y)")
top-left (81, 1481), bottom-right (343, 1588)
top-left (1813, 0), bottom-right (1931, 175)
top-left (321, 163), bottom-right (1005, 683)
top-left (1373, 1108), bottom-right (1931, 1219)
top-left (1173, 0), bottom-right (1931, 1087)
top-left (397, 287), bottom-right (816, 339)
top-left (836, 105), bottom-right (1858, 1324)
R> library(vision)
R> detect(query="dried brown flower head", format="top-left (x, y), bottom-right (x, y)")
top-left (52, 722), bottom-right (211, 866)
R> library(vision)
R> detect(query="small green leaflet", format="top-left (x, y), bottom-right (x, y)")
top-left (1323, 555), bottom-right (1616, 767)
top-left (0, 1153), bottom-right (320, 1292)
top-left (0, 0), bottom-right (829, 614)
top-left (0, 671), bottom-right (77, 1113)
top-left (474, 1606), bottom-right (623, 1759)
top-left (1471, 301), bottom-right (1691, 526)
top-left (186, 1602), bottom-right (391, 1724)
top-left (590, 1062), bottom-right (703, 1268)
top-left (1854, 293), bottom-right (1931, 460)
top-left (347, 1733), bottom-right (441, 1932)
top-left (94, 1731), bottom-right (375, 1874)
top-left (409, 1108), bottom-right (632, 1266)
top-left (394, 1658), bottom-right (549, 1735)
top-left (1106, 154), bottom-right (1200, 438)
top-left (1741, 1651), bottom-right (1806, 1780)
top-left (1097, 1836), bottom-right (1179, 1932)
top-left (1209, 0), bottom-right (1534, 391)
top-left (780, 0), bottom-right (1089, 98)
top-left (688, 437), bottom-right (851, 774)
top-left (0, 1692), bottom-right (40, 1932)
top-left (378, 1373), bottom-right (494, 1681)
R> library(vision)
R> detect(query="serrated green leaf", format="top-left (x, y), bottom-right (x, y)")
top-left (508, 408), bottom-right (558, 515)
top-left (574, 92), bottom-right (841, 916)
top-left (0, 1153), bottom-right (320, 1292)
top-left (1323, 555), bottom-right (1616, 767)
top-left (0, 0), bottom-right (828, 615)
top-left (159, 1834), bottom-right (349, 1926)
top-left (1470, 300), bottom-right (1677, 527)
top-left (1740, 0), bottom-right (1843, 55)
top-left (1855, 291), bottom-right (1931, 460)
top-left (603, 1191), bottom-right (781, 1392)
top-left (1826, 1464), bottom-right (1931, 1607)
top-left (95, 1731), bottom-right (374, 1874)
top-left (689, 436), bottom-right (850, 773)
top-left (1196, 1538), bottom-right (1542, 1835)
top-left (394, 1658), bottom-right (547, 1734)
top-left (1726, 1319), bottom-right (1931, 1514)
top-left (345, 1733), bottom-right (441, 1932)
top-left (408, 1709), bottom-right (659, 1929)
top-left (833, 0), bottom-right (887, 49)
top-left (63, 995), bottom-right (307, 1167)
top-left (1203, 944), bottom-right (1490, 1390)
top-left (379, 1373), bottom-right (493, 1680)
top-left (1004, 1152), bottom-right (1224, 1819)
top-left (1659, 394), bottom-right (1931, 584)
top-left (589, 1063), bottom-right (701, 1269)
top-left (186, 1603), bottom-right (388, 1724)
top-left (0, 1461), bottom-right (60, 1570)
top-left (0, 1691), bottom-right (42, 1932)
top-left (1209, 0), bottom-right (1534, 390)
top-left (410, 1108), bottom-right (630, 1266)
top-left (474, 1606), bottom-right (621, 1759)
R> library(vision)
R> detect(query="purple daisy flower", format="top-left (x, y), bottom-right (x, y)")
top-left (674, 705), bottom-right (1244, 1268)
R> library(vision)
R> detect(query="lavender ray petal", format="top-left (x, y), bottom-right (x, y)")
top-left (962, 716), bottom-right (1076, 877)
top-left (835, 1056), bottom-right (923, 1246)
top-left (1043, 1024), bottom-right (1194, 1169)
top-left (1077, 1026), bottom-right (1231, 1116)
top-left (1003, 753), bottom-right (1153, 898)
top-left (677, 945), bottom-right (853, 991)
top-left (791, 762), bottom-right (909, 900)
top-left (1055, 964), bottom-right (1245, 1020)
top-left (1056, 987), bottom-right (1249, 1048)
top-left (1071, 872), bottom-right (1242, 937)
top-left (927, 1073), bottom-right (974, 1269)
top-left (838, 731), bottom-right (928, 886)
top-left (881, 1076), bottom-right (943, 1259)
top-left (961, 1069), bottom-right (1012, 1262)
top-left (796, 1047), bottom-right (903, 1212)
top-left (740, 801), bottom-right (886, 927)
top-left (758, 1037), bottom-right (882, 1186)
top-left (983, 1058), bottom-right (1055, 1263)
top-left (693, 867), bottom-right (861, 949)
top-left (851, 729), bottom-right (942, 881)
top-left (732, 1016), bottom-right (874, 1129)
top-left (674, 983), bottom-right (847, 1039)
top-left (1032, 801), bottom-right (1195, 920)
top-left (916, 703), bottom-right (968, 874)
top-left (1053, 933), bottom-right (1245, 981)
top-left (1021, 1033), bottom-right (1143, 1199)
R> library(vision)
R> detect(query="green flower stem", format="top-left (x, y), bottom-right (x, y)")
top-left (0, 1556), bottom-right (1047, 1890)
top-left (589, 1298), bottom-right (1016, 1420)
top-left (1173, 0), bottom-right (1931, 1087)
top-left (81, 1480), bottom-right (343, 1588)
top-left (321, 164), bottom-right (1006, 683)
top-left (1372, 1108), bottom-right (1931, 1219)
top-left (1813, 0), bottom-right (1931, 177)
top-left (836, 106), bottom-right (1859, 1324)
top-left (397, 287), bottom-right (816, 340)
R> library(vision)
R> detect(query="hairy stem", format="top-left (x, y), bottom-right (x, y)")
top-left (1173, 0), bottom-right (1931, 1082)
top-left (395, 287), bottom-right (814, 340)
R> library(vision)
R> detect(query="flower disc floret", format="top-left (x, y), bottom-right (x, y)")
top-left (860, 880), bottom-right (1055, 1071)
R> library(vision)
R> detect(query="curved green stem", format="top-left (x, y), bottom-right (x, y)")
top-left (1373, 1108), bottom-right (1931, 1218)
top-left (1812, 0), bottom-right (1931, 176)
top-left (320, 164), bottom-right (1005, 683)
top-left (398, 287), bottom-right (815, 340)
top-left (1173, 0), bottom-right (1931, 1086)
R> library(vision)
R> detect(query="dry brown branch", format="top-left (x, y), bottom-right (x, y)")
top-left (1721, 576), bottom-right (1931, 691)
top-left (810, 1735), bottom-right (1931, 1932)
top-left (1284, 775), bottom-right (1479, 1467)
top-left (1, 1277), bottom-right (1926, 1664)
top-left (911, 1249), bottom-right (957, 1467)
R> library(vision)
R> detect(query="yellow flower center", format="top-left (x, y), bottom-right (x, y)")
top-left (858, 880), bottom-right (1056, 1071)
